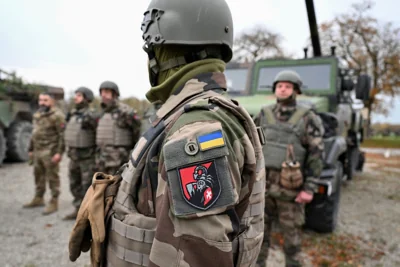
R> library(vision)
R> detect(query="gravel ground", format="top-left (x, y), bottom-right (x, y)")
top-left (0, 158), bottom-right (90, 267)
top-left (0, 153), bottom-right (399, 267)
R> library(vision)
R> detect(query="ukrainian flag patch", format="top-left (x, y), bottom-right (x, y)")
top-left (197, 130), bottom-right (225, 151)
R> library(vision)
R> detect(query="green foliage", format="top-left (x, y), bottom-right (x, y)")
top-left (361, 137), bottom-right (400, 148)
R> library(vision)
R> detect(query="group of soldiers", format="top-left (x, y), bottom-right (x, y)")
top-left (23, 0), bottom-right (326, 266)
top-left (23, 81), bottom-right (141, 220)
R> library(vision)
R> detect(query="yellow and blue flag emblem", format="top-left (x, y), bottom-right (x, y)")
top-left (197, 130), bottom-right (225, 151)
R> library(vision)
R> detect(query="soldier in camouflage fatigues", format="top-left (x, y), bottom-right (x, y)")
top-left (24, 92), bottom-right (65, 215)
top-left (63, 87), bottom-right (98, 220)
top-left (96, 81), bottom-right (141, 175)
top-left (140, 101), bottom-right (162, 136)
top-left (68, 1), bottom-right (266, 266)
top-left (255, 71), bottom-right (325, 267)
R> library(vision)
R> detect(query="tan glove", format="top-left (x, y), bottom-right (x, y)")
top-left (68, 172), bottom-right (121, 266)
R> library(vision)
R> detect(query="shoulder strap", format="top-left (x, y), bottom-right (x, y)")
top-left (287, 106), bottom-right (311, 125)
top-left (262, 104), bottom-right (276, 125)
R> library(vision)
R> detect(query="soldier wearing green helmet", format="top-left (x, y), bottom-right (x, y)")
top-left (95, 80), bottom-right (141, 175)
top-left (63, 86), bottom-right (99, 220)
top-left (68, 0), bottom-right (266, 266)
top-left (255, 70), bottom-right (325, 267)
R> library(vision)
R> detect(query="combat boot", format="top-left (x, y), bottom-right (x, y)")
top-left (22, 196), bottom-right (44, 208)
top-left (62, 208), bottom-right (79, 220)
top-left (285, 255), bottom-right (302, 267)
top-left (42, 198), bottom-right (58, 215)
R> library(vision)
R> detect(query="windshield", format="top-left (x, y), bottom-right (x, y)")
top-left (225, 68), bottom-right (249, 93)
top-left (257, 64), bottom-right (332, 92)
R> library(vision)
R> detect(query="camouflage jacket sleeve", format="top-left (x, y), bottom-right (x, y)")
top-left (253, 109), bottom-right (262, 126)
top-left (28, 139), bottom-right (34, 152)
top-left (128, 110), bottom-right (141, 145)
top-left (116, 106), bottom-right (142, 145)
top-left (81, 109), bottom-right (98, 130)
top-left (302, 110), bottom-right (325, 193)
top-left (54, 111), bottom-right (66, 155)
top-left (149, 110), bottom-right (256, 267)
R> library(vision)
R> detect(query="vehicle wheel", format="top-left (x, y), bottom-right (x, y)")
top-left (305, 162), bottom-right (343, 233)
top-left (6, 121), bottom-right (33, 162)
top-left (0, 128), bottom-right (6, 166)
top-left (345, 147), bottom-right (359, 180)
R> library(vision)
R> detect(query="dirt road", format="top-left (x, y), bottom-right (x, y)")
top-left (0, 152), bottom-right (399, 267)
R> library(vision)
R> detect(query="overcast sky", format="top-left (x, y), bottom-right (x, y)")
top-left (1, 0), bottom-right (398, 122)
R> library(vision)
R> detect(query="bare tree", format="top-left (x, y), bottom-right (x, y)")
top-left (233, 25), bottom-right (290, 63)
top-left (317, 0), bottom-right (400, 127)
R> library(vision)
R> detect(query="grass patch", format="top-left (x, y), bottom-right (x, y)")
top-left (361, 138), bottom-right (400, 148)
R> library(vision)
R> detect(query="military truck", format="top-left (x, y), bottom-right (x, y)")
top-left (227, 0), bottom-right (371, 233)
top-left (0, 69), bottom-right (64, 166)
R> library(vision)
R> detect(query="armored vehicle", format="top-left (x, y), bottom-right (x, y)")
top-left (0, 69), bottom-right (64, 165)
top-left (227, 0), bottom-right (371, 233)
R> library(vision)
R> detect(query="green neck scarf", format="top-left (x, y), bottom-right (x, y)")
top-left (145, 45), bottom-right (226, 103)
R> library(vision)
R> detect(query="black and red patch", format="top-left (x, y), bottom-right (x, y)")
top-left (178, 160), bottom-right (221, 210)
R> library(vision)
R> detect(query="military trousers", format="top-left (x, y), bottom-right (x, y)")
top-left (33, 149), bottom-right (60, 199)
top-left (68, 156), bottom-right (96, 208)
top-left (257, 171), bottom-right (305, 267)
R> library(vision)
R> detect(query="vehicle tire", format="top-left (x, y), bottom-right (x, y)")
top-left (0, 128), bottom-right (6, 166)
top-left (6, 121), bottom-right (33, 162)
top-left (345, 147), bottom-right (359, 180)
top-left (305, 162), bottom-right (343, 233)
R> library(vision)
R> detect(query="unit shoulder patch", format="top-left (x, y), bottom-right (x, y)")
top-left (178, 160), bottom-right (221, 210)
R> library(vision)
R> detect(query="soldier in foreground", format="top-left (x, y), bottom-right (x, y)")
top-left (23, 92), bottom-right (65, 215)
top-left (95, 81), bottom-right (141, 174)
top-left (63, 87), bottom-right (98, 220)
top-left (255, 70), bottom-right (325, 267)
top-left (68, 0), bottom-right (266, 266)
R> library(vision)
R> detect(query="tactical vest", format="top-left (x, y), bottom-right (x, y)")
top-left (261, 105), bottom-right (310, 170)
top-left (96, 111), bottom-right (133, 147)
top-left (64, 112), bottom-right (96, 148)
top-left (104, 90), bottom-right (265, 267)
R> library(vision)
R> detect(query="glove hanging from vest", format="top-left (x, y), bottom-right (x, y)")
top-left (68, 172), bottom-right (121, 266)
top-left (280, 144), bottom-right (304, 190)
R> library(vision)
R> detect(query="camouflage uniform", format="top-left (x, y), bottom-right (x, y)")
top-left (140, 101), bottom-right (162, 136)
top-left (26, 107), bottom-right (65, 209)
top-left (64, 105), bottom-right (98, 210)
top-left (96, 100), bottom-right (141, 175)
top-left (255, 98), bottom-right (324, 267)
top-left (102, 71), bottom-right (265, 267)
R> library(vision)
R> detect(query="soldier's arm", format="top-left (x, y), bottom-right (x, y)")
top-left (253, 109), bottom-right (263, 126)
top-left (149, 116), bottom-right (256, 267)
top-left (303, 111), bottom-right (325, 193)
top-left (82, 110), bottom-right (98, 130)
top-left (28, 139), bottom-right (34, 152)
top-left (55, 112), bottom-right (66, 155)
top-left (123, 109), bottom-right (142, 144)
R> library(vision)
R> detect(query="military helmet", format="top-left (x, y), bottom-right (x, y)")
top-left (272, 70), bottom-right (303, 94)
top-left (75, 86), bottom-right (94, 102)
top-left (141, 0), bottom-right (234, 85)
top-left (99, 81), bottom-right (119, 97)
